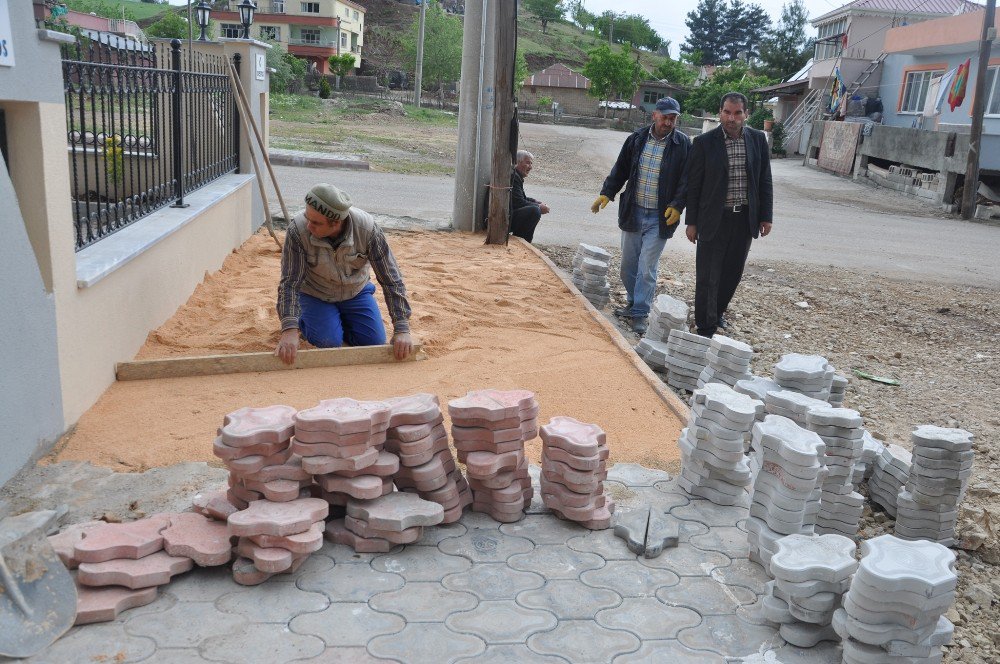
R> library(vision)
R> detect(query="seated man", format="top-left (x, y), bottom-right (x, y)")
top-left (510, 150), bottom-right (550, 243)
top-left (275, 184), bottom-right (413, 363)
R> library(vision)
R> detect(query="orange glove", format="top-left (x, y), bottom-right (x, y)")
top-left (591, 195), bottom-right (610, 214)
top-left (664, 206), bottom-right (681, 226)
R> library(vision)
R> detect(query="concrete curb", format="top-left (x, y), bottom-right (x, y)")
top-left (514, 237), bottom-right (690, 425)
top-left (268, 152), bottom-right (370, 171)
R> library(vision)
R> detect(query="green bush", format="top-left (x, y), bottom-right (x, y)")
top-left (538, 96), bottom-right (553, 109)
top-left (747, 106), bottom-right (773, 130)
top-left (319, 77), bottom-right (332, 99)
top-left (771, 121), bottom-right (787, 155)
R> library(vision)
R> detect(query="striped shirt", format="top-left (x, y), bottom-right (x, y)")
top-left (277, 218), bottom-right (411, 335)
top-left (724, 128), bottom-right (748, 206)
top-left (635, 129), bottom-right (670, 209)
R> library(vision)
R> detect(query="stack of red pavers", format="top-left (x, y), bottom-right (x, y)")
top-left (292, 398), bottom-right (395, 509)
top-left (540, 416), bottom-right (614, 529)
top-left (228, 496), bottom-right (329, 584)
top-left (215, 405), bottom-right (311, 508)
top-left (383, 393), bottom-right (472, 524)
top-left (449, 389), bottom-right (538, 523)
top-left (327, 492), bottom-right (445, 553)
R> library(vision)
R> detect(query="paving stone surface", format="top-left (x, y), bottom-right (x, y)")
top-left (29, 463), bottom-right (847, 663)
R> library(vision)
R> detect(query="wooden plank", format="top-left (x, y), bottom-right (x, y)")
top-left (116, 344), bottom-right (425, 382)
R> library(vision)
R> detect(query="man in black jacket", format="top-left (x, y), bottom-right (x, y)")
top-left (591, 97), bottom-right (691, 336)
top-left (684, 91), bottom-right (773, 338)
top-left (510, 150), bottom-right (550, 243)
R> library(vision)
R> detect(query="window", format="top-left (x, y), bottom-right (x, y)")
top-left (259, 26), bottom-right (280, 41)
top-left (221, 23), bottom-right (243, 38)
top-left (300, 28), bottom-right (320, 44)
top-left (815, 17), bottom-right (847, 60)
top-left (985, 66), bottom-right (1000, 116)
top-left (900, 69), bottom-right (944, 113)
top-left (341, 32), bottom-right (348, 47)
top-left (643, 90), bottom-right (658, 104)
top-left (301, 2), bottom-right (319, 13)
top-left (817, 18), bottom-right (847, 40)
top-left (353, 10), bottom-right (359, 19)
top-left (271, 1), bottom-right (285, 12)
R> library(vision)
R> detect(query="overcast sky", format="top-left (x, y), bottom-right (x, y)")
top-left (566, 0), bottom-right (842, 58)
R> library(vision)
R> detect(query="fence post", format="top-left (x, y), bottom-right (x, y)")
top-left (233, 53), bottom-right (241, 173)
top-left (170, 39), bottom-right (189, 208)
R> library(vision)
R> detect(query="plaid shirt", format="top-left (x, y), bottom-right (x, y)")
top-left (634, 129), bottom-right (670, 209)
top-left (724, 128), bottom-right (748, 206)
top-left (278, 217), bottom-right (411, 335)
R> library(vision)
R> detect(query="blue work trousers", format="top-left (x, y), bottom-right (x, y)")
top-left (298, 282), bottom-right (386, 348)
top-left (619, 206), bottom-right (669, 318)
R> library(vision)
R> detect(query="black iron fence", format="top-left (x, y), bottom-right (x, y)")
top-left (62, 38), bottom-right (239, 251)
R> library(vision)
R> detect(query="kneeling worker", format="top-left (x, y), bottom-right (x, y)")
top-left (275, 184), bottom-right (413, 363)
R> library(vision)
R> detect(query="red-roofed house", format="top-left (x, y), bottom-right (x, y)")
top-left (520, 63), bottom-right (594, 116)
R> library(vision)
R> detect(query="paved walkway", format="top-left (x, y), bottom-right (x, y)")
top-left (20, 464), bottom-right (841, 664)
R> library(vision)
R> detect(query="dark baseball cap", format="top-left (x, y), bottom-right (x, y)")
top-left (655, 97), bottom-right (681, 115)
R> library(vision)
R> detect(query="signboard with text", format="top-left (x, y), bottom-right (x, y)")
top-left (0, 0), bottom-right (15, 68)
top-left (255, 54), bottom-right (265, 81)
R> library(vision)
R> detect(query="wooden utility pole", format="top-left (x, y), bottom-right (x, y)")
top-left (485, 0), bottom-right (517, 244)
top-left (413, 0), bottom-right (428, 107)
top-left (962, 0), bottom-right (996, 219)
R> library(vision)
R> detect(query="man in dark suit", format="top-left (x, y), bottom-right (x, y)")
top-left (510, 150), bottom-right (550, 243)
top-left (684, 91), bottom-right (773, 338)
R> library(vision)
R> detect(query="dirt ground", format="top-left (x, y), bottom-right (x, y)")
top-left (542, 243), bottom-right (1000, 663)
top-left (49, 230), bottom-right (682, 475)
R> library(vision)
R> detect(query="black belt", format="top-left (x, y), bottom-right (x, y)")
top-left (724, 202), bottom-right (748, 213)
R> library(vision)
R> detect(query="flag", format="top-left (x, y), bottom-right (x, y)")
top-left (930, 67), bottom-right (957, 116)
top-left (948, 58), bottom-right (971, 112)
top-left (829, 67), bottom-right (846, 113)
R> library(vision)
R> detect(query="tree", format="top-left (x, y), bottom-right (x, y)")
top-left (362, 25), bottom-right (403, 88)
top-left (722, 0), bottom-right (771, 63)
top-left (567, 0), bottom-right (596, 32)
top-left (758, 0), bottom-right (811, 81)
top-left (682, 0), bottom-right (729, 65)
top-left (514, 49), bottom-right (529, 93)
top-left (523, 0), bottom-right (564, 34)
top-left (612, 14), bottom-right (663, 51)
top-left (653, 58), bottom-right (697, 87)
top-left (401, 0), bottom-right (463, 92)
top-left (683, 62), bottom-right (775, 114)
top-left (145, 12), bottom-right (188, 39)
top-left (582, 43), bottom-right (643, 116)
top-left (267, 41), bottom-right (307, 94)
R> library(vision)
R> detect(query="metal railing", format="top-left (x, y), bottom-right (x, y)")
top-left (62, 39), bottom-right (239, 251)
top-left (287, 38), bottom-right (337, 47)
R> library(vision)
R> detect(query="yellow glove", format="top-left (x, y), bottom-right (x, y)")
top-left (591, 195), bottom-right (610, 214)
top-left (664, 206), bottom-right (681, 226)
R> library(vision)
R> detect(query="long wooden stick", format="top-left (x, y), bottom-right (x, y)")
top-left (116, 344), bottom-right (426, 381)
top-left (227, 59), bottom-right (292, 230)
top-left (225, 62), bottom-right (281, 248)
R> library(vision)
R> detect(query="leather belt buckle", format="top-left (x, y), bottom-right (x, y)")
top-left (729, 204), bottom-right (744, 213)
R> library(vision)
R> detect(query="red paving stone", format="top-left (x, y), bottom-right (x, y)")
top-left (77, 550), bottom-right (194, 589)
top-left (72, 515), bottom-right (172, 564)
top-left (227, 497), bottom-right (329, 537)
top-left (75, 583), bottom-right (159, 625)
top-left (161, 512), bottom-right (234, 567)
top-left (220, 405), bottom-right (297, 447)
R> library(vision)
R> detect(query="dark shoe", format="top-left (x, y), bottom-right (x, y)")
top-left (718, 314), bottom-right (729, 330)
top-left (632, 317), bottom-right (649, 335)
top-left (613, 305), bottom-right (633, 318)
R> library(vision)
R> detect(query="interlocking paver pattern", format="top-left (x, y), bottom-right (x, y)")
top-left (28, 465), bottom-right (846, 663)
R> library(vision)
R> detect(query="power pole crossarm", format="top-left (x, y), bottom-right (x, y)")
top-left (962, 0), bottom-right (996, 220)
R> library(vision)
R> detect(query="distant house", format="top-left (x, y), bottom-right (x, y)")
top-left (632, 79), bottom-right (687, 114)
top-left (520, 63), bottom-right (593, 116)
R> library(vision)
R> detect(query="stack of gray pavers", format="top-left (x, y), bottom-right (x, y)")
top-left (833, 534), bottom-right (957, 664)
top-left (677, 383), bottom-right (763, 506)
top-left (634, 338), bottom-right (669, 375)
top-left (867, 443), bottom-right (912, 518)
top-left (852, 431), bottom-right (886, 488)
top-left (774, 354), bottom-right (834, 401)
top-left (572, 244), bottom-right (611, 309)
top-left (735, 376), bottom-right (782, 405)
top-left (763, 533), bottom-right (858, 648)
top-left (805, 407), bottom-right (865, 539)
top-left (747, 415), bottom-right (826, 568)
top-left (644, 294), bottom-right (688, 341)
top-left (697, 334), bottom-right (753, 388)
top-left (829, 373), bottom-right (849, 407)
top-left (662, 329), bottom-right (711, 392)
top-left (894, 426), bottom-right (974, 546)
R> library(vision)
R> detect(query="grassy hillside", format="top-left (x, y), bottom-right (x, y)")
top-left (65, 0), bottom-right (171, 22)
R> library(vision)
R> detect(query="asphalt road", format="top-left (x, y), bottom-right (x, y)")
top-left (267, 145), bottom-right (1000, 289)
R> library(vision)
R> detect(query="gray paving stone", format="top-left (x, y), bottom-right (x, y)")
top-left (200, 623), bottom-right (325, 663)
top-left (290, 551), bottom-right (338, 576)
top-left (415, 521), bottom-right (468, 545)
top-left (672, 499), bottom-right (750, 528)
top-left (215, 583), bottom-right (329, 622)
top-left (517, 579), bottom-right (622, 619)
top-left (294, 647), bottom-right (394, 663)
top-left (613, 640), bottom-right (724, 663)
top-left (461, 511), bottom-right (505, 531)
top-left (442, 563), bottom-right (544, 600)
top-left (369, 582), bottom-right (477, 622)
top-left (368, 623), bottom-right (486, 663)
top-left (289, 602), bottom-right (405, 646)
top-left (567, 529), bottom-right (638, 560)
top-left (732, 642), bottom-right (841, 663)
top-left (371, 547), bottom-right (472, 581)
top-left (124, 601), bottom-right (247, 649)
top-left (612, 506), bottom-right (649, 554)
top-left (606, 463), bottom-right (673, 486)
top-left (689, 527), bottom-right (750, 559)
top-left (117, 589), bottom-right (177, 618)
top-left (24, 623), bottom-right (156, 664)
top-left (500, 515), bottom-right (587, 544)
top-left (507, 544), bottom-right (605, 579)
top-left (165, 566), bottom-right (240, 602)
top-left (296, 562), bottom-right (404, 602)
top-left (455, 644), bottom-right (568, 663)
top-left (678, 615), bottom-right (784, 657)
top-left (656, 576), bottom-right (756, 615)
top-left (528, 620), bottom-right (641, 663)
top-left (605, 483), bottom-right (689, 513)
top-left (712, 559), bottom-right (771, 595)
top-left (437, 527), bottom-right (535, 562)
top-left (639, 543), bottom-right (731, 576)
top-left (317, 539), bottom-right (384, 564)
top-left (595, 597), bottom-right (701, 639)
top-left (136, 648), bottom-right (210, 664)
top-left (446, 601), bottom-right (558, 643)
top-left (580, 560), bottom-right (679, 597)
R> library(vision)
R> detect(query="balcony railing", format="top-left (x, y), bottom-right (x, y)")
top-left (288, 39), bottom-right (337, 47)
